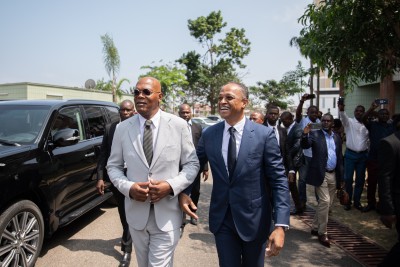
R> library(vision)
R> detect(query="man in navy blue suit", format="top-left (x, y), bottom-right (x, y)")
top-left (180, 82), bottom-right (290, 267)
top-left (301, 113), bottom-right (344, 248)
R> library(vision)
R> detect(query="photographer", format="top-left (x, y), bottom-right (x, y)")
top-left (361, 99), bottom-right (395, 213)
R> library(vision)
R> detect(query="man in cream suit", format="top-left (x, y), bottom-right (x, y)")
top-left (107, 77), bottom-right (199, 267)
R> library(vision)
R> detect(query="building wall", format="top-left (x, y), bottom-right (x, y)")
top-left (0, 82), bottom-right (133, 104)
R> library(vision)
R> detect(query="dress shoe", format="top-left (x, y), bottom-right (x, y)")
top-left (290, 208), bottom-right (304, 215)
top-left (344, 204), bottom-right (351, 211)
top-left (119, 252), bottom-right (131, 267)
top-left (190, 217), bottom-right (198, 225)
top-left (311, 229), bottom-right (319, 236)
top-left (353, 203), bottom-right (364, 211)
top-left (362, 205), bottom-right (375, 213)
top-left (318, 234), bottom-right (331, 248)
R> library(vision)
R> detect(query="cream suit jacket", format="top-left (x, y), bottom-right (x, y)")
top-left (107, 111), bottom-right (199, 232)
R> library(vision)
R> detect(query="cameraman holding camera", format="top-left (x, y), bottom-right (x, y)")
top-left (361, 99), bottom-right (395, 213)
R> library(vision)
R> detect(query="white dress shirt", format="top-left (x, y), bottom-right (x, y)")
top-left (267, 122), bottom-right (280, 146)
top-left (339, 111), bottom-right (369, 152)
top-left (138, 109), bottom-right (161, 151)
top-left (222, 116), bottom-right (245, 175)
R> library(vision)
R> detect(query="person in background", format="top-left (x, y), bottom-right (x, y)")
top-left (249, 111), bottom-right (264, 124)
top-left (280, 111), bottom-right (303, 215)
top-left (295, 94), bottom-right (321, 211)
top-left (107, 77), bottom-right (199, 267)
top-left (377, 115), bottom-right (400, 266)
top-left (180, 82), bottom-right (290, 267)
top-left (178, 104), bottom-right (209, 226)
top-left (96, 99), bottom-right (135, 267)
top-left (301, 113), bottom-right (344, 248)
top-left (263, 106), bottom-right (287, 153)
top-left (338, 103), bottom-right (369, 211)
top-left (362, 100), bottom-right (395, 213)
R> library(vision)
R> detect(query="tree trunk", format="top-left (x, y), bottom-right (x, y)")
top-left (380, 73), bottom-right (395, 116)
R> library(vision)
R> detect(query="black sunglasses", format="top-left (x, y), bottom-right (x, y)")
top-left (133, 88), bottom-right (159, 97)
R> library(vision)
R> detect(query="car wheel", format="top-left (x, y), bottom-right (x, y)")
top-left (0, 200), bottom-right (44, 267)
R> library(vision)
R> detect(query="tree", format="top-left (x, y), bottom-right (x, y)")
top-left (139, 62), bottom-right (188, 113)
top-left (95, 78), bottom-right (130, 100)
top-left (250, 69), bottom-right (305, 110)
top-left (294, 0), bottom-right (400, 107)
top-left (181, 11), bottom-right (251, 114)
top-left (100, 33), bottom-right (120, 103)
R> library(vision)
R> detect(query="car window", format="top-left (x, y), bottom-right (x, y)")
top-left (83, 106), bottom-right (106, 138)
top-left (52, 106), bottom-right (85, 141)
top-left (104, 106), bottom-right (120, 124)
top-left (0, 105), bottom-right (50, 144)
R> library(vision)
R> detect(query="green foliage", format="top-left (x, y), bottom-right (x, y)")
top-left (250, 68), bottom-right (305, 110)
top-left (295, 0), bottom-right (400, 93)
top-left (100, 33), bottom-right (121, 103)
top-left (181, 10), bottom-right (251, 114)
top-left (95, 78), bottom-right (130, 99)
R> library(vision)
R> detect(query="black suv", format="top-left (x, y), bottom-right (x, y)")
top-left (0, 99), bottom-right (120, 266)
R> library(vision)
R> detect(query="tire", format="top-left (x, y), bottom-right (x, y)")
top-left (0, 200), bottom-right (44, 267)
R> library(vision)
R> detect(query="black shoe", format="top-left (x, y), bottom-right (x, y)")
top-left (290, 208), bottom-right (304, 215)
top-left (362, 205), bottom-right (375, 213)
top-left (119, 252), bottom-right (131, 267)
top-left (311, 229), bottom-right (319, 236)
top-left (318, 234), bottom-right (331, 248)
top-left (190, 217), bottom-right (198, 225)
top-left (354, 203), bottom-right (364, 211)
top-left (344, 204), bottom-right (351, 211)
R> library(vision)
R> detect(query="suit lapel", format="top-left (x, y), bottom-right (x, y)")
top-left (128, 116), bottom-right (148, 167)
top-left (151, 111), bottom-right (169, 169)
top-left (231, 119), bottom-right (253, 182)
top-left (213, 122), bottom-right (229, 182)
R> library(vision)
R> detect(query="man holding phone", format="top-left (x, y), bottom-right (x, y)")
top-left (338, 100), bottom-right (369, 211)
top-left (361, 99), bottom-right (395, 213)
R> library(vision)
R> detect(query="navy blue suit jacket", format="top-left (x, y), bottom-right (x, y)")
top-left (300, 129), bottom-right (343, 188)
top-left (195, 119), bottom-right (290, 242)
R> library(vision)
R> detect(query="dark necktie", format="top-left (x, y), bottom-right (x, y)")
top-left (143, 120), bottom-right (153, 165)
top-left (228, 127), bottom-right (237, 179)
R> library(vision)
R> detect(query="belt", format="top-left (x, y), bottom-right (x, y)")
top-left (326, 169), bottom-right (335, 173)
top-left (347, 148), bottom-right (368, 154)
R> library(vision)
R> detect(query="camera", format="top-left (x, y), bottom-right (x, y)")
top-left (375, 98), bottom-right (388, 105)
top-left (338, 97), bottom-right (345, 105)
top-left (305, 94), bottom-right (316, 100)
top-left (310, 123), bottom-right (322, 130)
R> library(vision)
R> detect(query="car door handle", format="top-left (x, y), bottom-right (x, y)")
top-left (85, 152), bottom-right (95, 158)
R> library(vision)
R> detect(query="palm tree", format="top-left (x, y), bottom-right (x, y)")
top-left (100, 33), bottom-right (120, 103)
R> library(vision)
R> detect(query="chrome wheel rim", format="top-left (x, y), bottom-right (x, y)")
top-left (0, 211), bottom-right (41, 267)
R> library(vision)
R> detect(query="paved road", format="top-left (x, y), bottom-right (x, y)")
top-left (36, 178), bottom-right (363, 267)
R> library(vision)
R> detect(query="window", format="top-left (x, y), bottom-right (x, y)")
top-left (83, 106), bottom-right (106, 138)
top-left (52, 107), bottom-right (85, 141)
top-left (104, 106), bottom-right (120, 124)
top-left (333, 97), bottom-right (336, 108)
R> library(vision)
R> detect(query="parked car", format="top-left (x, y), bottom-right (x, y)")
top-left (0, 99), bottom-right (120, 266)
top-left (206, 115), bottom-right (223, 122)
top-left (192, 117), bottom-right (218, 129)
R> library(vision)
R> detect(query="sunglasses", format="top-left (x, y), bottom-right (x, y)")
top-left (133, 88), bottom-right (160, 97)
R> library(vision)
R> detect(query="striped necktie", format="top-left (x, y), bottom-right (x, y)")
top-left (143, 120), bottom-right (153, 165)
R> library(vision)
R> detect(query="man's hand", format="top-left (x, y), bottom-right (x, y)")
top-left (266, 227), bottom-right (285, 258)
top-left (129, 181), bottom-right (150, 202)
top-left (179, 193), bottom-right (198, 219)
top-left (288, 173), bottom-right (296, 183)
top-left (380, 215), bottom-right (396, 229)
top-left (301, 94), bottom-right (310, 102)
top-left (303, 123), bottom-right (311, 134)
top-left (96, 180), bottom-right (105, 195)
top-left (370, 100), bottom-right (379, 110)
top-left (148, 179), bottom-right (172, 203)
top-left (338, 103), bottom-right (345, 112)
top-left (203, 170), bottom-right (209, 181)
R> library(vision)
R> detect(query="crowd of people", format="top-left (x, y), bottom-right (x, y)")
top-left (96, 76), bottom-right (399, 267)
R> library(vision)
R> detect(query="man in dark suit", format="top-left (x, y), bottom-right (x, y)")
top-left (180, 82), bottom-right (290, 267)
top-left (96, 100), bottom-right (135, 267)
top-left (178, 104), bottom-right (209, 225)
top-left (301, 113), bottom-right (344, 248)
top-left (280, 111), bottom-right (303, 215)
top-left (377, 115), bottom-right (400, 266)
top-left (263, 106), bottom-right (287, 157)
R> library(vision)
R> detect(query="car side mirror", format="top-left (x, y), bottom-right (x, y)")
top-left (53, 128), bottom-right (80, 147)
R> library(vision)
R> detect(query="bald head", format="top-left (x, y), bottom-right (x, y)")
top-left (137, 77), bottom-right (162, 93)
top-left (249, 111), bottom-right (264, 124)
top-left (178, 103), bottom-right (192, 122)
top-left (134, 76), bottom-right (163, 119)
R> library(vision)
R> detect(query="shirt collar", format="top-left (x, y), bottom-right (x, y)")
top-left (138, 109), bottom-right (161, 129)
top-left (224, 116), bottom-right (246, 133)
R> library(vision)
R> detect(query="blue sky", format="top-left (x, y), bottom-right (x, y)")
top-left (0, 0), bottom-right (311, 90)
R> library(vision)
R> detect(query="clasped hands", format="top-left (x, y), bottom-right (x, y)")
top-left (129, 179), bottom-right (172, 203)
